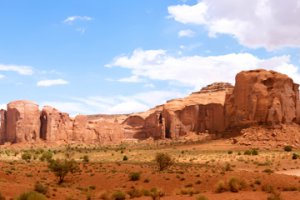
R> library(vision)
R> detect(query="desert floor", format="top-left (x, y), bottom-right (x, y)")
top-left (1, 139), bottom-right (300, 200)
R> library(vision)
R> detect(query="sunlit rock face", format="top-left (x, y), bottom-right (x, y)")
top-left (0, 109), bottom-right (6, 143)
top-left (6, 100), bottom-right (40, 143)
top-left (225, 69), bottom-right (300, 128)
top-left (1, 69), bottom-right (300, 145)
top-left (40, 106), bottom-right (73, 142)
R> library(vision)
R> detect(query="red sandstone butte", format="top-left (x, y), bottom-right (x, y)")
top-left (1, 69), bottom-right (300, 145)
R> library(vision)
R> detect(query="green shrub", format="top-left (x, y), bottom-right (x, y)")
top-left (127, 187), bottom-right (143, 198)
top-left (89, 185), bottom-right (96, 190)
top-left (292, 153), bottom-right (299, 160)
top-left (111, 190), bottom-right (126, 200)
top-left (21, 152), bottom-right (31, 162)
top-left (122, 155), bottom-right (128, 161)
top-left (48, 159), bottom-right (80, 184)
top-left (34, 182), bottom-right (48, 195)
top-left (17, 191), bottom-right (47, 200)
top-left (155, 153), bottom-right (173, 171)
top-left (244, 149), bottom-right (258, 156)
top-left (227, 150), bottom-right (233, 154)
top-left (149, 188), bottom-right (164, 200)
top-left (251, 149), bottom-right (259, 155)
top-left (262, 184), bottom-right (274, 193)
top-left (263, 168), bottom-right (274, 174)
top-left (39, 151), bottom-right (53, 162)
top-left (82, 155), bottom-right (89, 163)
top-left (129, 172), bottom-right (141, 181)
top-left (228, 177), bottom-right (245, 192)
top-left (284, 145), bottom-right (293, 152)
top-left (215, 180), bottom-right (227, 193)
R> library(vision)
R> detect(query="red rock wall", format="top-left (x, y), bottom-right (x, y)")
top-left (1, 69), bottom-right (300, 145)
top-left (225, 69), bottom-right (299, 128)
top-left (162, 104), bottom-right (225, 138)
top-left (0, 109), bottom-right (6, 144)
top-left (6, 101), bottom-right (40, 143)
top-left (40, 106), bottom-right (73, 141)
top-left (73, 115), bottom-right (124, 143)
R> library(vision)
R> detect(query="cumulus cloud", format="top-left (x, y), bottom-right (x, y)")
top-left (63, 16), bottom-right (93, 24)
top-left (0, 64), bottom-right (34, 75)
top-left (108, 49), bottom-right (300, 89)
top-left (42, 90), bottom-right (183, 116)
top-left (178, 29), bottom-right (195, 38)
top-left (37, 79), bottom-right (69, 87)
top-left (168, 0), bottom-right (300, 50)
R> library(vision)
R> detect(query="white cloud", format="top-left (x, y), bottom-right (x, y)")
top-left (178, 29), bottom-right (195, 38)
top-left (168, 0), bottom-right (300, 50)
top-left (43, 90), bottom-right (183, 116)
top-left (108, 49), bottom-right (300, 89)
top-left (0, 64), bottom-right (34, 75)
top-left (118, 75), bottom-right (143, 83)
top-left (0, 104), bottom-right (6, 110)
top-left (0, 74), bottom-right (5, 79)
top-left (63, 16), bottom-right (93, 24)
top-left (37, 79), bottom-right (69, 87)
top-left (168, 2), bottom-right (207, 24)
top-left (41, 101), bottom-right (86, 116)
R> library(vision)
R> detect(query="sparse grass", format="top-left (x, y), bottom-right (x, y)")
top-left (21, 152), bottom-right (32, 162)
top-left (16, 191), bottom-right (47, 200)
top-left (111, 190), bottom-right (126, 200)
top-left (34, 182), bottom-right (48, 195)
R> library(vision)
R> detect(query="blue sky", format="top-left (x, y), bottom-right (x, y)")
top-left (1, 0), bottom-right (300, 115)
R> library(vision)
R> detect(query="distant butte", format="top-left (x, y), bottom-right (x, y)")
top-left (1, 69), bottom-right (300, 147)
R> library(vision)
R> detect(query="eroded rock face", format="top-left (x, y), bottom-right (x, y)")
top-left (40, 106), bottom-right (73, 141)
top-left (6, 100), bottom-right (40, 143)
top-left (0, 109), bottom-right (6, 143)
top-left (73, 115), bottom-right (124, 144)
top-left (161, 83), bottom-right (233, 138)
top-left (0, 69), bottom-right (300, 145)
top-left (225, 69), bottom-right (300, 128)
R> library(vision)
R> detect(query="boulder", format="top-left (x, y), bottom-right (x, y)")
top-left (6, 100), bottom-right (40, 143)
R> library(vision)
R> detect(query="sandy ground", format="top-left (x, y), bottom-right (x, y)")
top-left (1, 140), bottom-right (300, 199)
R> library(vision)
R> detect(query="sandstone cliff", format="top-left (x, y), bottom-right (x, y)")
top-left (6, 100), bottom-right (40, 143)
top-left (225, 69), bottom-right (300, 128)
top-left (0, 69), bottom-right (299, 145)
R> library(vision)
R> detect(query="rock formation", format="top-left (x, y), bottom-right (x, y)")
top-left (225, 69), bottom-right (300, 128)
top-left (0, 109), bottom-right (6, 143)
top-left (73, 115), bottom-right (124, 143)
top-left (40, 106), bottom-right (73, 141)
top-left (0, 69), bottom-right (300, 145)
top-left (6, 100), bottom-right (40, 143)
